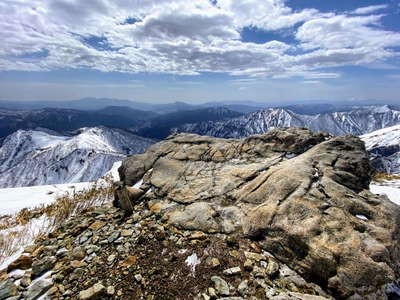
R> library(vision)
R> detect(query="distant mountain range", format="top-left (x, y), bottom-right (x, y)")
top-left (0, 106), bottom-right (243, 141)
top-left (0, 98), bottom-right (200, 114)
top-left (0, 126), bottom-right (155, 188)
top-left (0, 106), bottom-right (158, 140)
top-left (175, 105), bottom-right (400, 138)
top-left (2, 97), bottom-right (399, 115)
top-left (131, 107), bottom-right (243, 139)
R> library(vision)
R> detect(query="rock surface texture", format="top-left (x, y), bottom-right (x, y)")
top-left (117, 128), bottom-right (400, 299)
top-left (1, 128), bottom-right (399, 300)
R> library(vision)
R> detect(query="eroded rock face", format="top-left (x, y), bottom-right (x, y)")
top-left (118, 127), bottom-right (400, 299)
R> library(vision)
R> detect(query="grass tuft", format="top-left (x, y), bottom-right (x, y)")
top-left (373, 173), bottom-right (400, 182)
top-left (0, 175), bottom-right (116, 267)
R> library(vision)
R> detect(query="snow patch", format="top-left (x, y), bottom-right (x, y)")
top-left (133, 179), bottom-right (143, 189)
top-left (370, 184), bottom-right (400, 205)
top-left (185, 253), bottom-right (201, 273)
top-left (356, 214), bottom-right (369, 221)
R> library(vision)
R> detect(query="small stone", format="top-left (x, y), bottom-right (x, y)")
top-left (252, 266), bottom-right (265, 278)
top-left (72, 247), bottom-right (86, 260)
top-left (189, 232), bottom-right (207, 240)
top-left (0, 280), bottom-right (18, 299)
top-left (121, 230), bottom-right (133, 237)
top-left (79, 231), bottom-right (93, 244)
top-left (107, 286), bottom-right (115, 295)
top-left (238, 280), bottom-right (248, 296)
top-left (32, 257), bottom-right (56, 279)
top-left (108, 231), bottom-right (120, 243)
top-left (43, 245), bottom-right (58, 256)
top-left (244, 259), bottom-right (253, 270)
top-left (8, 269), bottom-right (24, 280)
top-left (79, 283), bottom-right (106, 300)
top-left (70, 260), bottom-right (87, 268)
top-left (229, 250), bottom-right (240, 258)
top-left (244, 251), bottom-right (264, 261)
top-left (31, 246), bottom-right (44, 257)
top-left (47, 286), bottom-right (58, 296)
top-left (107, 255), bottom-right (116, 265)
top-left (7, 255), bottom-right (32, 272)
top-left (211, 276), bottom-right (230, 296)
top-left (134, 274), bottom-right (143, 283)
top-left (89, 221), bottom-right (106, 231)
top-left (55, 248), bottom-right (68, 258)
top-left (201, 293), bottom-right (210, 300)
top-left (20, 274), bottom-right (32, 288)
top-left (120, 256), bottom-right (137, 268)
top-left (25, 278), bottom-right (52, 300)
top-left (208, 287), bottom-right (217, 298)
top-left (206, 257), bottom-right (220, 268)
top-left (266, 259), bottom-right (280, 277)
top-left (223, 267), bottom-right (241, 276)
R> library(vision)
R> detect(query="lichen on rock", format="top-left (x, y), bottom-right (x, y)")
top-left (117, 127), bottom-right (400, 299)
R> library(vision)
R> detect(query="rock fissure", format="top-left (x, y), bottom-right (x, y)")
top-left (117, 128), bottom-right (400, 299)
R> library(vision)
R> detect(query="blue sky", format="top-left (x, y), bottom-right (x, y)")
top-left (0, 0), bottom-right (399, 104)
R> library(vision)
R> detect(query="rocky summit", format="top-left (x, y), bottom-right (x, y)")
top-left (2, 127), bottom-right (400, 300)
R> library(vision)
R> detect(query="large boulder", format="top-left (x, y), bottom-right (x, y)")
top-left (118, 127), bottom-right (400, 299)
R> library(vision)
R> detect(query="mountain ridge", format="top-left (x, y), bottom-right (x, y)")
top-left (175, 105), bottom-right (400, 138)
top-left (0, 126), bottom-right (155, 188)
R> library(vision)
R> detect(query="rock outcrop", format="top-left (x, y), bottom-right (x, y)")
top-left (2, 127), bottom-right (399, 300)
top-left (116, 127), bottom-right (400, 299)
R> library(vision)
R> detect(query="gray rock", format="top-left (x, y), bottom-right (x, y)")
top-left (31, 256), bottom-right (56, 279)
top-left (211, 276), bottom-right (230, 296)
top-left (78, 283), bottom-right (106, 299)
top-left (167, 202), bottom-right (219, 233)
top-left (238, 280), bottom-right (248, 296)
top-left (72, 247), bottom-right (86, 260)
top-left (107, 231), bottom-right (120, 243)
top-left (25, 279), bottom-right (53, 300)
top-left (270, 292), bottom-right (330, 300)
top-left (223, 267), bottom-right (241, 276)
top-left (0, 280), bottom-right (18, 300)
top-left (117, 128), bottom-right (400, 298)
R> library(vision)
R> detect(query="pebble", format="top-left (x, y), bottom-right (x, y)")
top-left (79, 283), bottom-right (106, 299)
top-left (211, 276), bottom-right (230, 296)
top-left (223, 267), bottom-right (241, 276)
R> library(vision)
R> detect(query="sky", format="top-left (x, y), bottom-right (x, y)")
top-left (0, 0), bottom-right (400, 104)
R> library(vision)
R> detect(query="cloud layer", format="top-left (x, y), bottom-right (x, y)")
top-left (0, 0), bottom-right (399, 79)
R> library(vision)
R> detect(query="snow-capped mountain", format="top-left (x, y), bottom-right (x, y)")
top-left (0, 127), bottom-right (155, 188)
top-left (176, 105), bottom-right (400, 138)
top-left (361, 125), bottom-right (400, 174)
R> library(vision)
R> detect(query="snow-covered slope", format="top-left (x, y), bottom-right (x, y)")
top-left (370, 180), bottom-right (400, 205)
top-left (0, 161), bottom-right (121, 215)
top-left (0, 127), bottom-right (154, 188)
top-left (361, 125), bottom-right (400, 174)
top-left (176, 105), bottom-right (400, 138)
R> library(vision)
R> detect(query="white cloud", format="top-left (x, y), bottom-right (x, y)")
top-left (296, 14), bottom-right (400, 51)
top-left (303, 80), bottom-right (321, 84)
top-left (352, 5), bottom-right (388, 15)
top-left (216, 0), bottom-right (327, 30)
top-left (0, 0), bottom-right (399, 79)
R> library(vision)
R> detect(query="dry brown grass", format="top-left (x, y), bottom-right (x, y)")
top-left (373, 173), bottom-right (400, 182)
top-left (44, 175), bottom-right (114, 226)
top-left (0, 175), bottom-right (115, 267)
